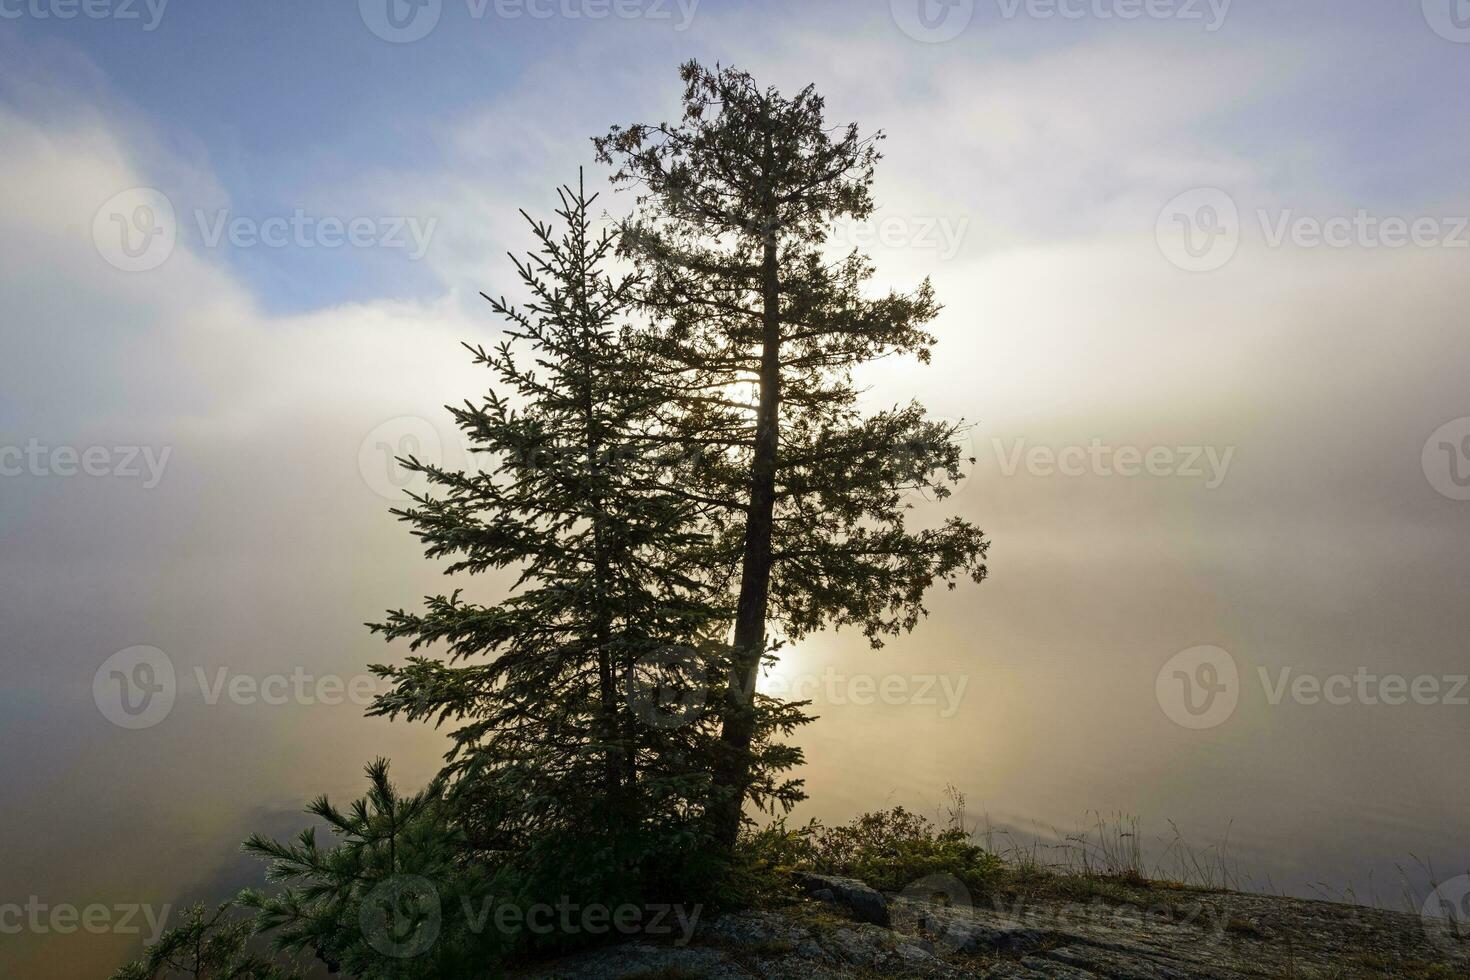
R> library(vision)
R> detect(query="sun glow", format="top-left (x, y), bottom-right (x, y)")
top-left (758, 646), bottom-right (806, 696)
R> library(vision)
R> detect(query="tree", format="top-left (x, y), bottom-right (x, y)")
top-left (597, 61), bottom-right (989, 846)
top-left (110, 903), bottom-right (298, 980)
top-left (240, 760), bottom-right (503, 979)
top-left (363, 175), bottom-right (805, 896)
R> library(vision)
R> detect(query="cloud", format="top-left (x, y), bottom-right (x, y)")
top-left (4, 14), bottom-right (1470, 976)
top-left (0, 60), bottom-right (492, 975)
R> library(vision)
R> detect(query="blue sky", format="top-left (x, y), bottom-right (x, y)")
top-left (7, 0), bottom-right (1469, 313)
top-left (5, 2), bottom-right (1470, 975)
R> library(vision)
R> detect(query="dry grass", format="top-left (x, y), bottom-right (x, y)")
top-left (939, 789), bottom-right (1470, 924)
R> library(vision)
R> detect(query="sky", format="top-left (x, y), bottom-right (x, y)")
top-left (3, 0), bottom-right (1470, 975)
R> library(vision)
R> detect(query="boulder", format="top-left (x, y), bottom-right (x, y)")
top-left (793, 872), bottom-right (891, 926)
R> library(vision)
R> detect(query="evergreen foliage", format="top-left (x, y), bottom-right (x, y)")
top-left (362, 174), bottom-right (808, 906)
top-left (236, 760), bottom-right (503, 979)
top-left (596, 61), bottom-right (988, 844)
top-left (121, 63), bottom-right (990, 979)
top-left (109, 903), bottom-right (300, 980)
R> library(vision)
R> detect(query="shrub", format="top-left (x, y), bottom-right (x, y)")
top-left (808, 807), bottom-right (1003, 895)
top-left (736, 807), bottom-right (1004, 902)
top-left (724, 818), bottom-right (820, 908)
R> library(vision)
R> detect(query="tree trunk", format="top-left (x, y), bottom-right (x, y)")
top-left (710, 227), bottom-right (782, 847)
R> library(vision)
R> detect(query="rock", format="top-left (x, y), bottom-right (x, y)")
top-left (509, 878), bottom-right (1470, 979)
top-left (510, 943), bottom-right (750, 979)
top-left (513, 908), bottom-right (963, 979)
top-left (890, 897), bottom-right (1050, 954)
top-left (793, 872), bottom-right (891, 926)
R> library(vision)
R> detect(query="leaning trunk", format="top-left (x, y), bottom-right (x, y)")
top-left (710, 226), bottom-right (782, 848)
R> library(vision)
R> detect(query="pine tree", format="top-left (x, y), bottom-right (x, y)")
top-left (110, 903), bottom-right (299, 980)
top-left (363, 175), bottom-right (804, 894)
top-left (240, 760), bottom-right (502, 979)
top-left (596, 62), bottom-right (989, 846)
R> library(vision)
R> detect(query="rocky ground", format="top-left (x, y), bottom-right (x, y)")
top-left (512, 873), bottom-right (1470, 979)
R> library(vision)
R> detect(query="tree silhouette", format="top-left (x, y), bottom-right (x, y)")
top-left (597, 61), bottom-right (988, 846)
top-left (363, 174), bottom-right (805, 893)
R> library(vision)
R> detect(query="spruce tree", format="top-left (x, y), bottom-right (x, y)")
top-left (596, 62), bottom-right (989, 846)
top-left (364, 175), bottom-right (806, 892)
